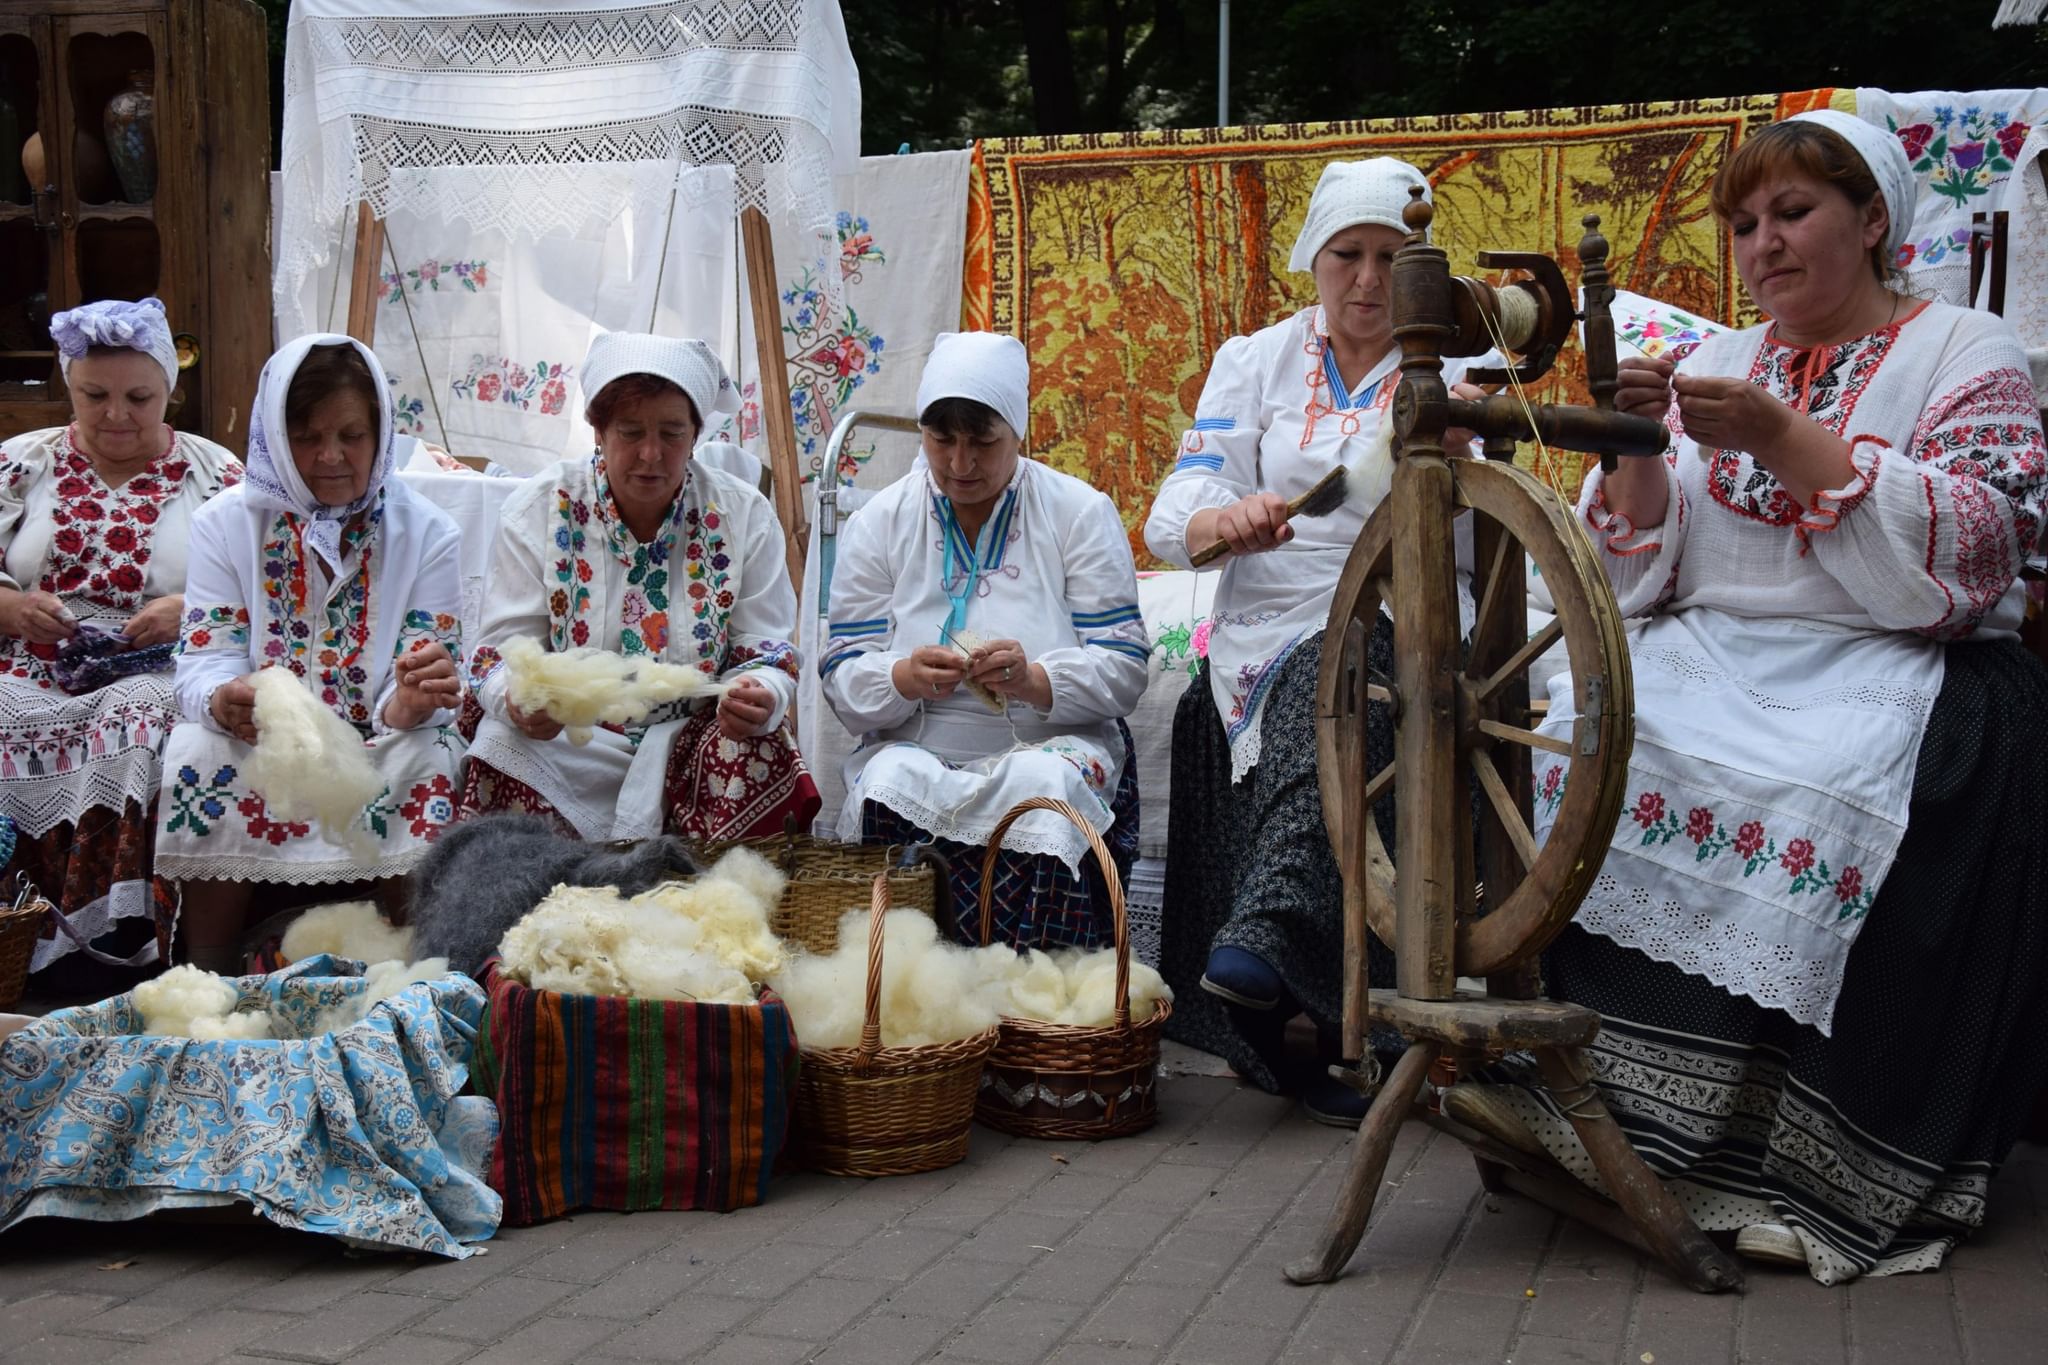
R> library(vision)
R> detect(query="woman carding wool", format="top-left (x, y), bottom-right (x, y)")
top-left (1143, 158), bottom-right (1492, 1125)
top-left (157, 335), bottom-right (465, 970)
top-left (1446, 111), bottom-right (2048, 1283)
top-left (0, 298), bottom-right (241, 980)
top-left (461, 333), bottom-right (819, 841)
top-left (820, 332), bottom-right (1149, 949)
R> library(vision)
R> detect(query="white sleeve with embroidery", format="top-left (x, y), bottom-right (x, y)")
top-left (720, 492), bottom-right (800, 732)
top-left (370, 511), bottom-right (466, 736)
top-left (1144, 334), bottom-right (1267, 569)
top-left (173, 499), bottom-right (254, 735)
top-left (0, 434), bottom-right (55, 595)
top-left (818, 497), bottom-right (920, 735)
top-left (1038, 494), bottom-right (1151, 727)
top-left (1804, 329), bottom-right (2047, 639)
top-left (469, 481), bottom-right (555, 725)
top-left (1575, 409), bottom-right (1690, 618)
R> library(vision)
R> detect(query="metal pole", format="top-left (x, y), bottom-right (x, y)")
top-left (1217, 0), bottom-right (1231, 128)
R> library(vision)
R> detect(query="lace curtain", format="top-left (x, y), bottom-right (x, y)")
top-left (275, 0), bottom-right (861, 319)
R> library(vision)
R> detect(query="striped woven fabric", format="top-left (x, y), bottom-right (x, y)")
top-left (475, 962), bottom-right (799, 1225)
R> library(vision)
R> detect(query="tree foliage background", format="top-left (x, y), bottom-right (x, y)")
top-left (252, 0), bottom-right (2046, 157)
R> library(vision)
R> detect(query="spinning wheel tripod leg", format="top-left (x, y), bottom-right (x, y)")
top-left (1285, 1039), bottom-right (1441, 1286)
top-left (1534, 1046), bottom-right (1745, 1293)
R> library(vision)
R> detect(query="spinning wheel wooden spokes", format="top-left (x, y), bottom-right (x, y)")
top-left (1315, 458), bottom-right (1633, 1007)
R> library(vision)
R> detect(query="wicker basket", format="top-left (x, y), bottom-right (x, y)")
top-left (0, 892), bottom-right (51, 1011)
top-left (791, 872), bottom-right (998, 1177)
top-left (973, 797), bottom-right (1171, 1141)
top-left (687, 826), bottom-right (946, 957)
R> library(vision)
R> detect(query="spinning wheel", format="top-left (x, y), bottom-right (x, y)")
top-left (1285, 194), bottom-right (1745, 1294)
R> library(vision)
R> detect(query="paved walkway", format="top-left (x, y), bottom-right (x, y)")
top-left (3, 1072), bottom-right (2043, 1364)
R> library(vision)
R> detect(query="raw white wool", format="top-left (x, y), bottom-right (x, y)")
top-left (134, 964), bottom-right (272, 1040)
top-left (311, 957), bottom-right (452, 1034)
top-left (1047, 948), bottom-right (1173, 1029)
top-left (280, 901), bottom-right (415, 967)
top-left (769, 908), bottom-right (1014, 1050)
top-left (246, 667), bottom-right (384, 845)
top-left (500, 636), bottom-right (728, 745)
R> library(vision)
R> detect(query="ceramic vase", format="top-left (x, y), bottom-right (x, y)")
top-left (19, 129), bottom-right (42, 192)
top-left (102, 69), bottom-right (155, 204)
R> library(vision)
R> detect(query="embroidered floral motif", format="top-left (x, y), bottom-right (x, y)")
top-left (400, 774), bottom-right (458, 838)
top-left (240, 792), bottom-right (311, 846)
top-left (395, 608), bottom-right (461, 664)
top-left (1537, 761), bottom-right (1568, 818)
top-left (391, 393), bottom-right (428, 436)
top-left (452, 356), bottom-right (573, 415)
top-left (259, 508), bottom-right (380, 728)
top-left (179, 604), bottom-right (251, 654)
top-left (782, 212), bottom-right (889, 482)
top-left (1890, 110), bottom-right (2032, 208)
top-left (1627, 788), bottom-right (1876, 920)
top-left (377, 257), bottom-right (489, 301)
top-left (1894, 227), bottom-right (1974, 272)
top-left (1709, 326), bottom-right (1902, 525)
top-left (165, 763), bottom-right (237, 837)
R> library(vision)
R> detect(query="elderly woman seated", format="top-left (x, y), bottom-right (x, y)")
top-left (819, 332), bottom-right (1148, 948)
top-left (156, 336), bottom-right (466, 971)
top-left (1446, 111), bottom-right (2048, 1283)
top-left (0, 299), bottom-right (241, 981)
top-left (461, 333), bottom-right (819, 841)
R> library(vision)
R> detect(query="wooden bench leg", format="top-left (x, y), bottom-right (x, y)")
top-left (1285, 1039), bottom-right (1441, 1285)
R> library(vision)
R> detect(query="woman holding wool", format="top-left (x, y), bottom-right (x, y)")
top-left (819, 331), bottom-right (1149, 950)
top-left (1144, 158), bottom-right (1497, 1125)
top-left (0, 298), bottom-right (241, 980)
top-left (1448, 111), bottom-right (2048, 1282)
top-left (461, 332), bottom-right (819, 841)
top-left (157, 335), bottom-right (466, 971)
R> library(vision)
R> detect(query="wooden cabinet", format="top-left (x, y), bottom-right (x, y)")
top-left (0, 0), bottom-right (269, 447)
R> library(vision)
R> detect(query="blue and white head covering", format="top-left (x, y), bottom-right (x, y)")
top-left (49, 296), bottom-right (179, 390)
top-left (242, 333), bottom-right (396, 573)
top-left (1787, 109), bottom-right (1918, 263)
top-left (1288, 158), bottom-right (1432, 271)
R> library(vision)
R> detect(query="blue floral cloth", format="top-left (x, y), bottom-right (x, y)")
top-left (0, 956), bottom-right (500, 1257)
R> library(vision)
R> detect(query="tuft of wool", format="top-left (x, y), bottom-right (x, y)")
top-left (312, 957), bottom-right (451, 1034)
top-left (280, 900), bottom-right (415, 967)
top-left (246, 668), bottom-right (384, 846)
top-left (769, 908), bottom-right (1014, 1050)
top-left (134, 964), bottom-right (272, 1040)
top-left (495, 871), bottom-right (777, 1005)
top-left (501, 636), bottom-right (728, 745)
top-left (942, 629), bottom-right (1007, 714)
top-left (1047, 948), bottom-right (1173, 1029)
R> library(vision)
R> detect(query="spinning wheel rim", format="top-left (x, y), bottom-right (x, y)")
top-left (1316, 459), bottom-right (1634, 979)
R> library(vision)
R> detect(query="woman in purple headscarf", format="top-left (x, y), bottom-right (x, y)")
top-left (0, 298), bottom-right (241, 983)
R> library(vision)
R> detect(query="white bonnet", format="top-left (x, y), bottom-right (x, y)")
top-left (580, 332), bottom-right (741, 427)
top-left (1786, 110), bottom-right (1917, 262)
top-left (1288, 158), bottom-right (1432, 272)
top-left (914, 331), bottom-right (1030, 440)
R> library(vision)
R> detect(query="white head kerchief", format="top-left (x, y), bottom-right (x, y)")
top-left (1789, 110), bottom-right (1917, 262)
top-left (914, 331), bottom-right (1030, 439)
top-left (1288, 159), bottom-right (1432, 271)
top-left (580, 332), bottom-right (741, 428)
top-left (243, 333), bottom-right (395, 574)
top-left (49, 296), bottom-right (179, 390)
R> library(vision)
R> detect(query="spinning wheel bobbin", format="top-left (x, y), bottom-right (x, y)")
top-left (1286, 192), bottom-right (1743, 1294)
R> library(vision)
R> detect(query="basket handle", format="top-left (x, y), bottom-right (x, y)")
top-left (977, 797), bottom-right (1130, 1030)
top-left (856, 870), bottom-right (890, 1074)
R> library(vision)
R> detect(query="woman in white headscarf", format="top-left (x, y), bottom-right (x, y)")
top-left (1447, 111), bottom-right (2048, 1282)
top-left (156, 335), bottom-right (466, 970)
top-left (0, 298), bottom-right (241, 982)
top-left (820, 332), bottom-right (1150, 950)
top-left (461, 332), bottom-right (819, 842)
top-left (1143, 158), bottom-right (1492, 1124)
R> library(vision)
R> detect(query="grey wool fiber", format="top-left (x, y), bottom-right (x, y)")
top-left (407, 813), bottom-right (702, 977)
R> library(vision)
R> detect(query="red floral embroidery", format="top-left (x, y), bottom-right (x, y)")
top-left (238, 794), bottom-right (310, 846)
top-left (399, 774), bottom-right (458, 838)
top-left (1835, 865), bottom-right (1864, 903)
top-left (1626, 790), bottom-right (1876, 919)
top-left (1734, 821), bottom-right (1766, 858)
top-left (1685, 806), bottom-right (1714, 843)
top-left (1632, 791), bottom-right (1666, 827)
top-left (1779, 837), bottom-right (1816, 876)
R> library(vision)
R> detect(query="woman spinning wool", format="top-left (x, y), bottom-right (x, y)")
top-left (0, 299), bottom-right (240, 979)
top-left (157, 336), bottom-right (466, 971)
top-left (820, 332), bottom-right (1149, 948)
top-left (462, 333), bottom-right (818, 841)
top-left (1145, 159), bottom-right (1487, 1124)
top-left (1448, 111), bottom-right (2048, 1282)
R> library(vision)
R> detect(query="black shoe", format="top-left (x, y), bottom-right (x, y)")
top-left (1301, 1063), bottom-right (1380, 1129)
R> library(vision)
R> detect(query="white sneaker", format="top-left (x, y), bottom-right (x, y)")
top-left (1734, 1222), bottom-right (1807, 1267)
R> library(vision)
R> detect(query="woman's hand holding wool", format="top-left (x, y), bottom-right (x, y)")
top-left (967, 638), bottom-right (1052, 711)
top-left (893, 645), bottom-right (968, 702)
top-left (210, 675), bottom-right (260, 745)
top-left (717, 675), bottom-right (776, 739)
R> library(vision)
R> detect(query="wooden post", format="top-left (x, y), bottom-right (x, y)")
top-left (344, 202), bottom-right (384, 348)
top-left (740, 206), bottom-right (808, 596)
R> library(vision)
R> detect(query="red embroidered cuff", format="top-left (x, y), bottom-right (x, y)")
top-left (1796, 437), bottom-right (1884, 548)
top-left (1586, 485), bottom-right (1664, 558)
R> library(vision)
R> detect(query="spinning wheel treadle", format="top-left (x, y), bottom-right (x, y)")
top-left (1283, 194), bottom-right (1743, 1296)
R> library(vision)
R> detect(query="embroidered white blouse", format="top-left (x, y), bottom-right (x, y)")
top-left (1144, 305), bottom-right (1477, 780)
top-left (1542, 300), bottom-right (2047, 1031)
top-left (819, 456), bottom-right (1149, 865)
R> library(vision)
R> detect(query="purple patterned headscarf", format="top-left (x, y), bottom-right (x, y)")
top-left (49, 296), bottom-right (179, 390)
top-left (243, 333), bottom-right (396, 573)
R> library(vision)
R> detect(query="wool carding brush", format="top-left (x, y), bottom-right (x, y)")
top-left (1188, 464), bottom-right (1350, 568)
